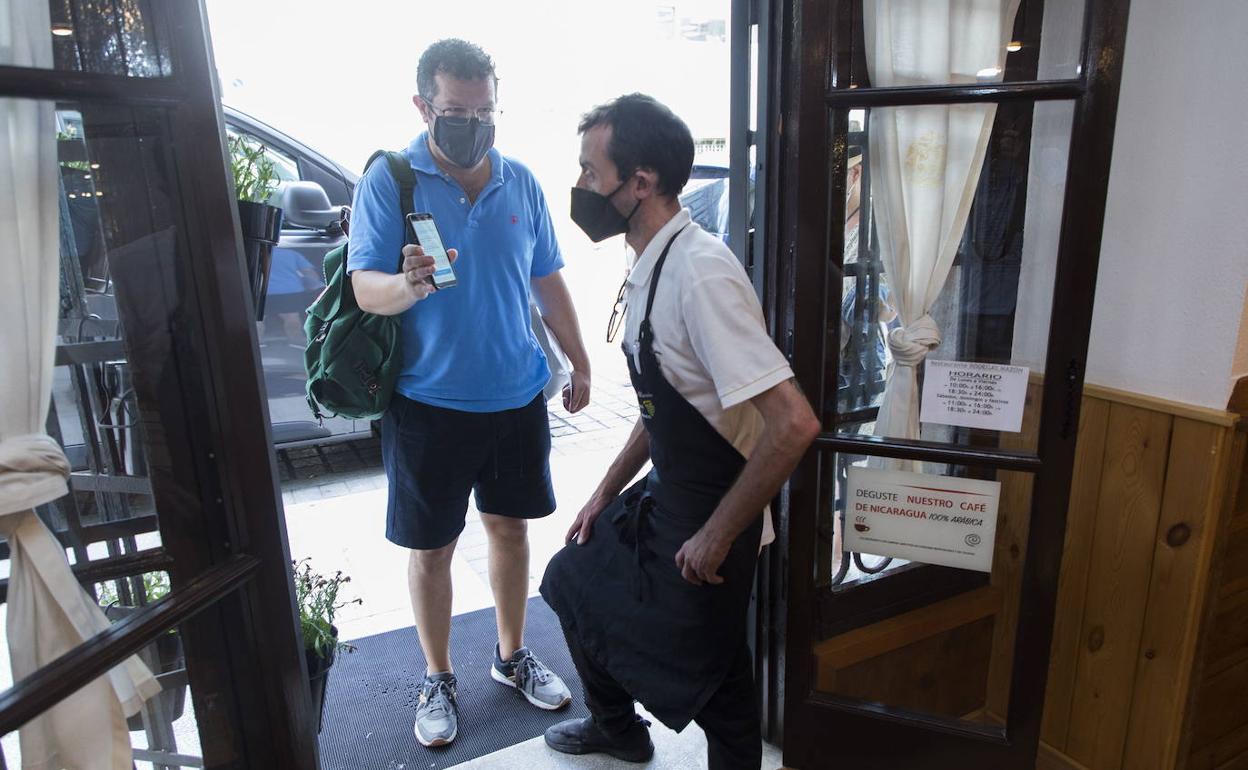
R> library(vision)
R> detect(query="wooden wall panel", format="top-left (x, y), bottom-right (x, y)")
top-left (1042, 397), bottom-right (1113, 750)
top-left (1191, 658), bottom-right (1248, 754)
top-left (1221, 522), bottom-right (1248, 601)
top-left (1064, 404), bottom-right (1174, 770)
top-left (1205, 588), bottom-right (1248, 676)
top-left (1123, 420), bottom-right (1237, 770)
top-left (1188, 722), bottom-right (1248, 770)
top-left (1188, 426), bottom-right (1248, 770)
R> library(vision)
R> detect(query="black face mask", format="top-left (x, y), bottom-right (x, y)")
top-left (432, 116), bottom-right (494, 169)
top-left (570, 177), bottom-right (640, 243)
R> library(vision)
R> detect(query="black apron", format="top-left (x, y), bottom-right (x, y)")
top-left (541, 227), bottom-right (763, 731)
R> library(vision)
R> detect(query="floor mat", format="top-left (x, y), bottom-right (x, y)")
top-left (317, 597), bottom-right (588, 768)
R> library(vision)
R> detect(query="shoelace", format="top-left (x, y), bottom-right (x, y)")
top-left (514, 653), bottom-right (554, 689)
top-left (420, 679), bottom-right (456, 718)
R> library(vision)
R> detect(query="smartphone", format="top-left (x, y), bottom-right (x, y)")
top-left (405, 212), bottom-right (457, 290)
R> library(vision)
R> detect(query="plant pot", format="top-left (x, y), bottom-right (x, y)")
top-left (104, 604), bottom-right (187, 731)
top-left (306, 624), bottom-right (338, 734)
top-left (237, 199), bottom-right (283, 322)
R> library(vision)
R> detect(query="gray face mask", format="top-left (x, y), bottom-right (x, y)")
top-left (432, 115), bottom-right (494, 169)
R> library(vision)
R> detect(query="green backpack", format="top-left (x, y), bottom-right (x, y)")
top-left (304, 151), bottom-right (416, 420)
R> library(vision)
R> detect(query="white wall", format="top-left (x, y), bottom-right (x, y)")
top-left (1085, 0), bottom-right (1248, 409)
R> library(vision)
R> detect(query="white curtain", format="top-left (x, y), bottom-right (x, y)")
top-left (1, 1), bottom-right (159, 768)
top-left (865, 0), bottom-right (1021, 449)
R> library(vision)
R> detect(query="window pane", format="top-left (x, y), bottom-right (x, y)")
top-left (0, 1), bottom-right (175, 77)
top-left (827, 100), bottom-right (1075, 454)
top-left (840, 0), bottom-right (1085, 89)
top-left (813, 452), bottom-right (1034, 729)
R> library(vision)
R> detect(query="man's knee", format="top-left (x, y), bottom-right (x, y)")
top-left (480, 513), bottom-right (528, 547)
top-left (409, 541), bottom-right (456, 575)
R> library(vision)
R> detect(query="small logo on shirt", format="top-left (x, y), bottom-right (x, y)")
top-left (510, 214), bottom-right (519, 224)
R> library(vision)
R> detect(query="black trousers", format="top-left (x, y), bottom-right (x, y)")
top-left (562, 623), bottom-right (763, 770)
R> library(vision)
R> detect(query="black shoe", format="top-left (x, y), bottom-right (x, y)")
top-left (544, 716), bottom-right (654, 762)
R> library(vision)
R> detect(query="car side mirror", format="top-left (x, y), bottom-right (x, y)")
top-left (280, 181), bottom-right (340, 230)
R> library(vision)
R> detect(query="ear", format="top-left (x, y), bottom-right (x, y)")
top-left (632, 167), bottom-right (662, 200)
top-left (412, 95), bottom-right (433, 124)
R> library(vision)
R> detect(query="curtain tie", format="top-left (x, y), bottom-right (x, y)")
top-left (0, 433), bottom-right (70, 518)
top-left (886, 314), bottom-right (942, 367)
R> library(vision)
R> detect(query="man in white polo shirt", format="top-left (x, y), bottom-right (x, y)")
top-left (541, 94), bottom-right (821, 769)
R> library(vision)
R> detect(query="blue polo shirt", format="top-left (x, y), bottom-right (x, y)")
top-left (347, 135), bottom-right (563, 412)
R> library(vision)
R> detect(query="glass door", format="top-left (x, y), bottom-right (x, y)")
top-left (0, 2), bottom-right (315, 767)
top-left (772, 0), bottom-right (1133, 767)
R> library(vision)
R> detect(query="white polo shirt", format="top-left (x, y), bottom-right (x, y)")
top-left (622, 209), bottom-right (794, 546)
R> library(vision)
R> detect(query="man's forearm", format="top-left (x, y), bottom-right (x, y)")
top-left (352, 270), bottom-right (419, 316)
top-left (592, 419), bottom-right (650, 503)
top-left (703, 411), bottom-right (816, 544)
top-left (533, 273), bottom-right (590, 374)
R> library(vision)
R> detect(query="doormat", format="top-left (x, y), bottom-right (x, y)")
top-left (317, 597), bottom-right (589, 768)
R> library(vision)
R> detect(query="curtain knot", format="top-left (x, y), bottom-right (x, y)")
top-left (0, 433), bottom-right (70, 518)
top-left (886, 314), bottom-right (942, 367)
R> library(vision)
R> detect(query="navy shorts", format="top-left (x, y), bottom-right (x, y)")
top-left (380, 392), bottom-right (556, 550)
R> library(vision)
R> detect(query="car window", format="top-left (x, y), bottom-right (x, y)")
top-left (226, 126), bottom-right (300, 186)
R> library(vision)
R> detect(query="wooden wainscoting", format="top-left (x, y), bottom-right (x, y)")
top-left (1038, 381), bottom-right (1247, 770)
top-left (1187, 378), bottom-right (1248, 770)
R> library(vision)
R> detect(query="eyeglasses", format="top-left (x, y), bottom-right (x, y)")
top-left (607, 279), bottom-right (627, 344)
top-left (423, 98), bottom-right (498, 125)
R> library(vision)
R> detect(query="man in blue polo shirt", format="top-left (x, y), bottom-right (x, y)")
top-left (349, 38), bottom-right (590, 748)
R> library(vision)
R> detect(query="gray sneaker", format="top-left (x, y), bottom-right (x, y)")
top-left (413, 672), bottom-right (458, 747)
top-left (491, 646), bottom-right (572, 711)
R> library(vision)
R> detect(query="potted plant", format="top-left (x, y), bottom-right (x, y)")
top-left (98, 572), bottom-right (187, 731)
top-left (293, 558), bottom-right (361, 733)
top-left (229, 133), bottom-right (283, 320)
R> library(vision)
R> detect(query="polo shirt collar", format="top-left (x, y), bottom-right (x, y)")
top-left (407, 132), bottom-right (509, 186)
top-left (626, 208), bottom-right (693, 289)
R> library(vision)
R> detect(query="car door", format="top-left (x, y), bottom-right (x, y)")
top-left (224, 122), bottom-right (362, 446)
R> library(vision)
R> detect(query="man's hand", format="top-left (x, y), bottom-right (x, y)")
top-left (563, 370), bottom-right (591, 413)
top-left (566, 493), bottom-right (609, 545)
top-left (674, 527), bottom-right (732, 586)
top-left (400, 244), bottom-right (458, 303)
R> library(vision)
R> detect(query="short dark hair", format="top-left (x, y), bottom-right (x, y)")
top-left (578, 94), bottom-right (695, 198)
top-left (417, 39), bottom-right (497, 101)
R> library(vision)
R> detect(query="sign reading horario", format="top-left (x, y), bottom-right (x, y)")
top-left (843, 466), bottom-right (1001, 573)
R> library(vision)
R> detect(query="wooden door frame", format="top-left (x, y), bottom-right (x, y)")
top-left (0, 2), bottom-right (317, 766)
top-left (765, 0), bottom-right (1134, 767)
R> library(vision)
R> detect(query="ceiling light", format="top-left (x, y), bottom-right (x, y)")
top-left (51, 23), bottom-right (73, 37)
top-left (977, 67), bottom-right (1003, 79)
top-left (1006, 41), bottom-right (1023, 52)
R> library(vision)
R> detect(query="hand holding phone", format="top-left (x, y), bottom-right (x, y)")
top-left (406, 212), bottom-right (458, 290)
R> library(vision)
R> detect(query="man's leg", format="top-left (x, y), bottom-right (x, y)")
top-left (561, 623), bottom-right (637, 733)
top-left (544, 623), bottom-right (654, 762)
top-left (480, 512), bottom-right (528, 659)
top-left (693, 644), bottom-right (762, 770)
top-left (408, 539), bottom-right (458, 674)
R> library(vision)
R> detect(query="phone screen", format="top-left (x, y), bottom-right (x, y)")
top-left (407, 214), bottom-right (456, 288)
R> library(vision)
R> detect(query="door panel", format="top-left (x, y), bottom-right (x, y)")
top-left (0, 2), bottom-right (317, 767)
top-left (773, 0), bottom-right (1133, 768)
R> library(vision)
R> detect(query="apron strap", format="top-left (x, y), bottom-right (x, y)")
top-left (638, 225), bottom-right (690, 343)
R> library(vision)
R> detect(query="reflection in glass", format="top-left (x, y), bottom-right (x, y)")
top-left (46, 0), bottom-right (173, 77)
top-left (830, 101), bottom-right (1073, 455)
top-left (843, 0), bottom-right (1085, 88)
top-left (814, 453), bottom-right (1029, 729)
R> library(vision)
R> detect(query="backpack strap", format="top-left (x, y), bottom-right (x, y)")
top-left (362, 149), bottom-right (420, 271)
